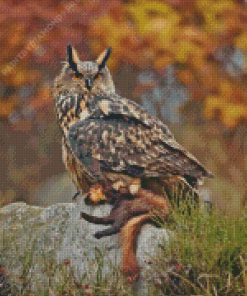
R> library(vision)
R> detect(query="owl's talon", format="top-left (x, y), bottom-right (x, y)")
top-left (84, 184), bottom-right (108, 205)
top-left (84, 193), bottom-right (107, 205)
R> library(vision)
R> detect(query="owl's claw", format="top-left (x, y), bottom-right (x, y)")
top-left (84, 184), bottom-right (108, 205)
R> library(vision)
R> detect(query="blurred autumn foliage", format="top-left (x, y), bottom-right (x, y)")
top-left (0, 0), bottom-right (246, 127)
top-left (0, 0), bottom-right (246, 210)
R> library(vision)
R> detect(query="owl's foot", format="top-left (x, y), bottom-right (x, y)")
top-left (85, 184), bottom-right (108, 205)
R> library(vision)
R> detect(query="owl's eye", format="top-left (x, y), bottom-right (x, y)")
top-left (73, 72), bottom-right (83, 79)
top-left (94, 73), bottom-right (102, 80)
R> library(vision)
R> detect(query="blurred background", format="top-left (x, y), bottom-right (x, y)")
top-left (0, 0), bottom-right (246, 214)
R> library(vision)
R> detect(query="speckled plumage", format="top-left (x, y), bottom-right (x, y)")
top-left (53, 46), bottom-right (213, 199)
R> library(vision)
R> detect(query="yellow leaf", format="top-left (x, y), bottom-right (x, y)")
top-left (204, 96), bottom-right (247, 128)
top-left (196, 0), bottom-right (238, 34)
top-left (235, 33), bottom-right (247, 52)
top-left (204, 96), bottom-right (220, 119)
top-left (221, 103), bottom-right (247, 128)
top-left (126, 0), bottom-right (179, 34)
top-left (220, 80), bottom-right (233, 97)
top-left (174, 41), bottom-right (199, 64)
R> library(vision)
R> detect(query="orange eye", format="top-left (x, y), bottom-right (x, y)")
top-left (95, 73), bottom-right (101, 80)
top-left (73, 73), bottom-right (83, 79)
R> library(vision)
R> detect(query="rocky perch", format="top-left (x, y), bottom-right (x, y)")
top-left (0, 198), bottom-right (170, 295)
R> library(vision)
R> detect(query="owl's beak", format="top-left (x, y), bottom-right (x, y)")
top-left (85, 78), bottom-right (93, 91)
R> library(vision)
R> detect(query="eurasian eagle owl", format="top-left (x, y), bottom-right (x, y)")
top-left (53, 45), bottom-right (213, 282)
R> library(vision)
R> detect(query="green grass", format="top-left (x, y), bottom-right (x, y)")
top-left (144, 192), bottom-right (246, 296)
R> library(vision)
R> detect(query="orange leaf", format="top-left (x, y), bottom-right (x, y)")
top-left (30, 86), bottom-right (51, 111)
top-left (177, 69), bottom-right (195, 85)
top-left (0, 99), bottom-right (17, 117)
top-left (154, 55), bottom-right (174, 72)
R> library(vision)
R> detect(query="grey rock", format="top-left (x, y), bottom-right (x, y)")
top-left (0, 198), bottom-right (170, 295)
top-left (30, 173), bottom-right (78, 206)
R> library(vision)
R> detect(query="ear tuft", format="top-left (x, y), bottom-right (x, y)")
top-left (67, 44), bottom-right (80, 72)
top-left (96, 47), bottom-right (112, 70)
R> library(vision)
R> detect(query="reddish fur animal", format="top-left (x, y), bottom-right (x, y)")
top-left (81, 176), bottom-right (203, 282)
top-left (81, 187), bottom-right (171, 282)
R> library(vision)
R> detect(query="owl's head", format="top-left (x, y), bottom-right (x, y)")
top-left (57, 45), bottom-right (115, 95)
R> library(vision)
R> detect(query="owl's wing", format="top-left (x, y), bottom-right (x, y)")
top-left (67, 114), bottom-right (213, 186)
top-left (92, 94), bottom-right (213, 178)
top-left (93, 93), bottom-right (174, 138)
